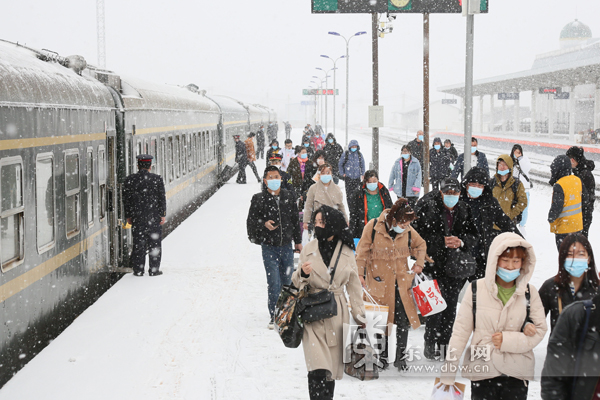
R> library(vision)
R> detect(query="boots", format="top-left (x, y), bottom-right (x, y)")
top-left (308, 370), bottom-right (333, 400)
top-left (394, 328), bottom-right (409, 371)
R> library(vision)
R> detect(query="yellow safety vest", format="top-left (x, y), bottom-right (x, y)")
top-left (550, 175), bottom-right (583, 234)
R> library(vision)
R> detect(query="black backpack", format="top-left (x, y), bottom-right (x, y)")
top-left (471, 279), bottom-right (531, 331)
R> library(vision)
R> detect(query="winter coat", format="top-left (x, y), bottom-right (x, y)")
top-left (265, 146), bottom-right (281, 161)
top-left (302, 136), bottom-right (316, 158)
top-left (573, 158), bottom-right (596, 211)
top-left (539, 275), bottom-right (598, 333)
top-left (451, 152), bottom-right (489, 181)
top-left (246, 188), bottom-right (301, 246)
top-left (388, 156), bottom-right (422, 197)
top-left (491, 155), bottom-right (528, 221)
top-left (445, 144), bottom-right (459, 164)
top-left (256, 129), bottom-right (265, 147)
top-left (460, 168), bottom-right (521, 280)
top-left (407, 139), bottom-right (424, 166)
top-left (324, 136), bottom-right (344, 176)
top-left (430, 147), bottom-right (451, 181)
top-left (281, 148), bottom-right (295, 172)
top-left (338, 140), bottom-right (365, 180)
top-left (235, 141), bottom-right (247, 166)
top-left (541, 295), bottom-right (600, 400)
top-left (412, 190), bottom-right (478, 280)
top-left (245, 137), bottom-right (257, 162)
top-left (292, 240), bottom-right (365, 380)
top-left (287, 156), bottom-right (308, 195)
top-left (260, 170), bottom-right (297, 201)
top-left (440, 232), bottom-right (548, 384)
top-left (301, 161), bottom-right (320, 201)
top-left (123, 169), bottom-right (167, 223)
top-left (350, 182), bottom-right (393, 238)
top-left (512, 155), bottom-right (532, 191)
top-left (356, 213), bottom-right (427, 329)
top-left (303, 180), bottom-right (348, 224)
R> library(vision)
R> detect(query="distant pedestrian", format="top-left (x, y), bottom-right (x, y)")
top-left (350, 170), bottom-right (393, 238)
top-left (412, 177), bottom-right (478, 359)
top-left (302, 135), bottom-right (315, 158)
top-left (244, 132), bottom-right (262, 183)
top-left (510, 145), bottom-right (533, 227)
top-left (566, 146), bottom-right (595, 237)
top-left (388, 145), bottom-right (422, 209)
top-left (548, 155), bottom-right (590, 250)
top-left (256, 125), bottom-right (265, 159)
top-left (234, 135), bottom-right (248, 184)
top-left (323, 133), bottom-right (344, 184)
top-left (338, 139), bottom-right (366, 227)
top-left (247, 166), bottom-right (302, 329)
top-left (288, 146), bottom-right (310, 208)
top-left (281, 139), bottom-right (295, 172)
top-left (440, 233), bottom-right (547, 400)
top-left (284, 121), bottom-right (292, 140)
top-left (539, 233), bottom-right (599, 333)
top-left (123, 155), bottom-right (167, 277)
top-left (407, 130), bottom-right (425, 167)
top-left (292, 205), bottom-right (365, 400)
top-left (429, 137), bottom-right (451, 191)
top-left (490, 154), bottom-right (528, 224)
top-left (303, 163), bottom-right (348, 232)
top-left (451, 137), bottom-right (489, 181)
top-left (444, 139), bottom-right (458, 165)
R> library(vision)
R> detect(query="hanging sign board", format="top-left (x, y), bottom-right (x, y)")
top-left (311, 0), bottom-right (488, 14)
top-left (369, 106), bottom-right (384, 128)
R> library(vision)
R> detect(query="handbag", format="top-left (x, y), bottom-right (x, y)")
top-left (299, 243), bottom-right (343, 323)
top-left (443, 213), bottom-right (476, 279)
top-left (274, 284), bottom-right (304, 348)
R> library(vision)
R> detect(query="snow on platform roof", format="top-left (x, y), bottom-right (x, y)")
top-left (0, 40), bottom-right (114, 110)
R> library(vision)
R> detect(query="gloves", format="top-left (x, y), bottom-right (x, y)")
top-left (412, 187), bottom-right (421, 192)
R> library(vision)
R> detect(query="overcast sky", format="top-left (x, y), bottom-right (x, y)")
top-left (2, 0), bottom-right (599, 123)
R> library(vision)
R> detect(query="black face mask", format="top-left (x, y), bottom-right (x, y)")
top-left (314, 226), bottom-right (328, 241)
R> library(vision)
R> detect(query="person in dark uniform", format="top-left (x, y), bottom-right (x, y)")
top-left (256, 125), bottom-right (265, 159)
top-left (124, 155), bottom-right (167, 277)
top-left (234, 135), bottom-right (248, 184)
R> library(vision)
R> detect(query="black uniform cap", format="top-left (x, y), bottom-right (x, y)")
top-left (137, 154), bottom-right (153, 162)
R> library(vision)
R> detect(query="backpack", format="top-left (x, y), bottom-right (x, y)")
top-left (471, 279), bottom-right (531, 331)
top-left (490, 176), bottom-right (523, 223)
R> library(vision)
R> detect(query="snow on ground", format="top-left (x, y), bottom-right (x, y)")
top-left (0, 127), bottom-right (598, 400)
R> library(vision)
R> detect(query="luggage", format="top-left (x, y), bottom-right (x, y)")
top-left (274, 284), bottom-right (304, 348)
top-left (412, 274), bottom-right (447, 317)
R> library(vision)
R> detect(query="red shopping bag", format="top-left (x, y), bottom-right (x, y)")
top-left (412, 274), bottom-right (447, 317)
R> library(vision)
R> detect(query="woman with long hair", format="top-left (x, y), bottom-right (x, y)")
top-left (539, 233), bottom-right (599, 332)
top-left (303, 163), bottom-right (347, 232)
top-left (292, 206), bottom-right (365, 400)
top-left (510, 144), bottom-right (532, 227)
top-left (350, 169), bottom-right (393, 239)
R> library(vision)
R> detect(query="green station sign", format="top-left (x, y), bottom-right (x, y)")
top-left (312, 0), bottom-right (488, 14)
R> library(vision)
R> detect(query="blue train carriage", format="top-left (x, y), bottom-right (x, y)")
top-left (0, 40), bottom-right (117, 382)
top-left (207, 94), bottom-right (252, 182)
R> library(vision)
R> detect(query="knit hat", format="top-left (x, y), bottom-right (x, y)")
top-left (566, 146), bottom-right (585, 164)
top-left (433, 137), bottom-right (442, 145)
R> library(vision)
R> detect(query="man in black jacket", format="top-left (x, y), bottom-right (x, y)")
top-left (123, 155), bottom-right (167, 276)
top-left (247, 166), bottom-right (302, 329)
top-left (567, 146), bottom-right (595, 236)
top-left (407, 130), bottom-right (425, 167)
top-left (412, 177), bottom-right (478, 359)
top-left (323, 133), bottom-right (344, 184)
top-left (429, 137), bottom-right (451, 190)
top-left (541, 293), bottom-right (600, 400)
top-left (256, 125), bottom-right (265, 159)
top-left (234, 135), bottom-right (248, 184)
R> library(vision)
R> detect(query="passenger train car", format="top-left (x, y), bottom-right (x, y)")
top-left (0, 39), bottom-right (276, 386)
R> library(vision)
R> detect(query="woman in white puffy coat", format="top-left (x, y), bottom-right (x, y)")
top-left (510, 145), bottom-right (532, 227)
top-left (439, 232), bottom-right (548, 400)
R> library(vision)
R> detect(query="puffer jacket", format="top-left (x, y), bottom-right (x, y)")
top-left (491, 154), bottom-right (528, 221)
top-left (338, 140), bottom-right (365, 180)
top-left (324, 134), bottom-right (344, 176)
top-left (430, 147), bottom-right (451, 181)
top-left (388, 156), bottom-right (422, 197)
top-left (440, 232), bottom-right (548, 385)
top-left (246, 187), bottom-right (301, 246)
top-left (573, 158), bottom-right (596, 212)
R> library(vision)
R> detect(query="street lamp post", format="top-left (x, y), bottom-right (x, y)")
top-left (316, 67), bottom-right (334, 135)
top-left (321, 55), bottom-right (345, 137)
top-left (312, 76), bottom-right (323, 126)
top-left (329, 31), bottom-right (367, 146)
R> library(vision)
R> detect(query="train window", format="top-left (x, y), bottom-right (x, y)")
top-left (205, 131), bottom-right (210, 164)
top-left (160, 137), bottom-right (166, 179)
top-left (187, 135), bottom-right (193, 173)
top-left (86, 148), bottom-right (94, 226)
top-left (181, 135), bottom-right (187, 176)
top-left (36, 153), bottom-right (55, 254)
top-left (126, 138), bottom-right (131, 175)
top-left (151, 138), bottom-right (157, 174)
top-left (167, 137), bottom-right (173, 183)
top-left (0, 157), bottom-right (24, 272)
top-left (191, 133), bottom-right (197, 170)
top-left (200, 132), bottom-right (205, 166)
top-left (144, 139), bottom-right (149, 155)
top-left (98, 147), bottom-right (106, 221)
top-left (64, 150), bottom-right (81, 238)
top-left (174, 136), bottom-right (180, 179)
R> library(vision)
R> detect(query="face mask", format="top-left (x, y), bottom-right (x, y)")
top-left (418, 135), bottom-right (424, 141)
top-left (304, 143), bottom-right (309, 147)
top-left (564, 258), bottom-right (589, 278)
top-left (434, 145), bottom-right (441, 150)
top-left (471, 146), bottom-right (477, 153)
top-left (443, 194), bottom-right (459, 208)
top-left (517, 156), bottom-right (523, 161)
top-left (300, 153), bottom-right (308, 159)
top-left (272, 145), bottom-right (277, 150)
top-left (366, 182), bottom-right (378, 191)
top-left (497, 169), bottom-right (510, 176)
top-left (392, 225), bottom-right (405, 234)
top-left (314, 226), bottom-right (327, 240)
top-left (350, 147), bottom-right (357, 152)
top-left (267, 179), bottom-right (281, 191)
top-left (317, 159), bottom-right (324, 165)
top-left (401, 154), bottom-right (410, 160)
top-left (496, 267), bottom-right (520, 283)
top-left (320, 174), bottom-right (332, 184)
top-left (468, 186), bottom-right (484, 198)
top-left (328, 139), bottom-right (334, 144)
top-left (445, 145), bottom-right (450, 149)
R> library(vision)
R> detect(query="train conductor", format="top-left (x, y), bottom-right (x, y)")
top-left (123, 154), bottom-right (167, 276)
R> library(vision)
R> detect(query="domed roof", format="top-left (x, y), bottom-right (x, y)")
top-left (560, 19), bottom-right (592, 40)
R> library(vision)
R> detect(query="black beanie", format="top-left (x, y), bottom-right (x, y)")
top-left (566, 146), bottom-right (585, 164)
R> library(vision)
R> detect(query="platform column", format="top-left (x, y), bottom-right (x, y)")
top-left (531, 90), bottom-right (537, 136)
top-left (490, 94), bottom-right (495, 133)
top-left (501, 98), bottom-right (507, 134)
top-left (479, 95), bottom-right (484, 134)
top-left (514, 95), bottom-right (520, 135)
top-left (548, 95), bottom-right (554, 137)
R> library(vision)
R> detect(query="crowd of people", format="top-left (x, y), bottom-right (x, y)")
top-left (242, 124), bottom-right (599, 400)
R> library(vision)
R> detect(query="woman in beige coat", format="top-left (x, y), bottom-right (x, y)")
top-left (355, 198), bottom-right (428, 371)
top-left (440, 232), bottom-right (548, 400)
top-left (303, 163), bottom-right (348, 231)
top-left (292, 205), bottom-right (365, 400)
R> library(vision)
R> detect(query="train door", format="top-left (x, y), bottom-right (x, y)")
top-left (105, 131), bottom-right (119, 270)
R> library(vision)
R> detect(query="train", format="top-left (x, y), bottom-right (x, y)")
top-left (0, 39), bottom-right (276, 386)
